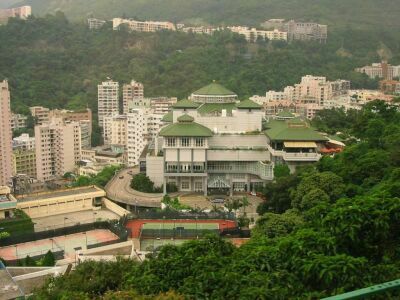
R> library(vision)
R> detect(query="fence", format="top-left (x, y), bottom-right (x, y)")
top-left (132, 209), bottom-right (236, 221)
top-left (3, 250), bottom-right (65, 266)
top-left (1, 219), bottom-right (129, 247)
top-left (140, 228), bottom-right (221, 239)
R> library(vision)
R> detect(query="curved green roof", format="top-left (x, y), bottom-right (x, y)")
top-left (161, 111), bottom-right (173, 122)
top-left (159, 122), bottom-right (213, 137)
top-left (173, 99), bottom-right (200, 109)
top-left (236, 99), bottom-right (262, 109)
top-left (177, 114), bottom-right (194, 122)
top-left (192, 82), bottom-right (237, 96)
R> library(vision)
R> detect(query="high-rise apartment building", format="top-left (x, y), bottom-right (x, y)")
top-left (113, 18), bottom-right (176, 32)
top-left (35, 118), bottom-right (81, 182)
top-left (103, 115), bottom-right (128, 146)
top-left (0, 80), bottom-right (13, 186)
top-left (123, 80), bottom-right (144, 114)
top-left (127, 109), bottom-right (162, 166)
top-left (30, 106), bottom-right (50, 125)
top-left (98, 80), bottom-right (119, 127)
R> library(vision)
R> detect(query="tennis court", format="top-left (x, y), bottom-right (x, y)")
top-left (142, 223), bottom-right (218, 230)
top-left (0, 229), bottom-right (119, 261)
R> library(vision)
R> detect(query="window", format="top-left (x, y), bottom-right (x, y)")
top-left (194, 182), bottom-right (203, 191)
top-left (195, 138), bottom-right (204, 147)
top-left (181, 137), bottom-right (190, 147)
top-left (166, 138), bottom-right (176, 147)
top-left (181, 181), bottom-right (190, 190)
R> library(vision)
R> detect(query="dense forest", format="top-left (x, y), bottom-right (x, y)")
top-left (1, 14), bottom-right (399, 117)
top-left (32, 101), bottom-right (400, 298)
top-left (7, 0), bottom-right (400, 31)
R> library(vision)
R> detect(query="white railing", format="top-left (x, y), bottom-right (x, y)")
top-left (283, 152), bottom-right (321, 161)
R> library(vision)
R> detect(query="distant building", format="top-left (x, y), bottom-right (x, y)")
top-left (11, 113), bottom-right (27, 130)
top-left (35, 118), bottom-right (81, 182)
top-left (13, 133), bottom-right (35, 150)
top-left (30, 106), bottom-right (50, 125)
top-left (285, 20), bottom-right (327, 43)
top-left (113, 18), bottom-right (176, 32)
top-left (228, 26), bottom-right (287, 42)
top-left (81, 146), bottom-right (126, 165)
top-left (260, 19), bottom-right (286, 30)
top-left (380, 80), bottom-right (400, 95)
top-left (182, 26), bottom-right (220, 35)
top-left (88, 18), bottom-right (106, 30)
top-left (0, 80), bottom-right (13, 186)
top-left (0, 6), bottom-right (31, 21)
top-left (0, 186), bottom-right (17, 219)
top-left (149, 97), bottom-right (178, 115)
top-left (123, 80), bottom-right (144, 114)
top-left (103, 114), bottom-right (127, 146)
top-left (355, 62), bottom-right (400, 80)
top-left (98, 80), bottom-right (119, 128)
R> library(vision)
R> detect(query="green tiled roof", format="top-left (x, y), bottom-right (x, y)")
top-left (264, 119), bottom-right (328, 141)
top-left (159, 122), bottom-right (213, 137)
top-left (197, 103), bottom-right (237, 115)
top-left (173, 99), bottom-right (200, 109)
top-left (192, 82), bottom-right (237, 96)
top-left (177, 114), bottom-right (194, 122)
top-left (161, 111), bottom-right (173, 122)
top-left (236, 99), bottom-right (262, 109)
top-left (277, 110), bottom-right (295, 118)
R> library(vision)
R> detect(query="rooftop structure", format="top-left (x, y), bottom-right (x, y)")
top-left (189, 82), bottom-right (238, 104)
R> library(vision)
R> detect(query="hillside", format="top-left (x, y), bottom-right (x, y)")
top-left (14, 0), bottom-right (400, 30)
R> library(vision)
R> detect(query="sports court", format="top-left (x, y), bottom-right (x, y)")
top-left (0, 229), bottom-right (119, 261)
top-left (126, 219), bottom-right (237, 238)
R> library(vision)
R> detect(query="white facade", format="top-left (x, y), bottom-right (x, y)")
top-left (88, 18), bottom-right (106, 30)
top-left (113, 18), bottom-right (176, 32)
top-left (98, 80), bottom-right (119, 127)
top-left (35, 118), bottom-right (81, 182)
top-left (355, 62), bottom-right (400, 80)
top-left (13, 133), bottom-right (35, 150)
top-left (228, 26), bottom-right (287, 42)
top-left (127, 109), bottom-right (162, 166)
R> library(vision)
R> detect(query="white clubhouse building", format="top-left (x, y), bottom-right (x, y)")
top-left (145, 83), bottom-right (331, 195)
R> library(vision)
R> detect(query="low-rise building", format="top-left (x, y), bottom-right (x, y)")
top-left (12, 149), bottom-right (37, 178)
top-left (228, 26), bottom-right (287, 42)
top-left (88, 18), bottom-right (106, 30)
top-left (355, 62), bottom-right (400, 80)
top-left (182, 26), bottom-right (220, 35)
top-left (285, 20), bottom-right (327, 43)
top-left (13, 133), bottom-right (35, 150)
top-left (0, 186), bottom-right (17, 219)
top-left (380, 80), bottom-right (400, 95)
top-left (113, 18), bottom-right (176, 32)
top-left (0, 6), bottom-right (31, 21)
top-left (11, 113), bottom-right (27, 130)
top-left (81, 146), bottom-right (126, 165)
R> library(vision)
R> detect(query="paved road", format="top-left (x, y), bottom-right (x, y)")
top-left (105, 167), bottom-right (163, 208)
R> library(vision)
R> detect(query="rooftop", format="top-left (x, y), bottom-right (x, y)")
top-left (197, 103), bottom-right (237, 115)
top-left (264, 119), bottom-right (328, 142)
top-left (16, 186), bottom-right (104, 203)
top-left (161, 111), bottom-right (173, 122)
top-left (192, 82), bottom-right (237, 96)
top-left (172, 99), bottom-right (200, 109)
top-left (236, 99), bottom-right (262, 109)
top-left (159, 116), bottom-right (213, 137)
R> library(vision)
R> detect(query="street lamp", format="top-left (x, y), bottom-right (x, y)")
top-left (195, 216), bottom-right (198, 239)
top-left (15, 245), bottom-right (18, 260)
top-left (50, 238), bottom-right (54, 250)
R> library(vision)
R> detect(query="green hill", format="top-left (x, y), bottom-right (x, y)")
top-left (14, 0), bottom-right (400, 30)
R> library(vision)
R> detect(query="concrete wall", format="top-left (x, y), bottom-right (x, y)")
top-left (209, 134), bottom-right (268, 147)
top-left (102, 198), bottom-right (130, 217)
top-left (207, 150), bottom-right (269, 161)
top-left (146, 156), bottom-right (164, 187)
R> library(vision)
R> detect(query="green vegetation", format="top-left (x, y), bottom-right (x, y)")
top-left (161, 195), bottom-right (191, 210)
top-left (0, 209), bottom-right (34, 236)
top-left (74, 165), bottom-right (121, 187)
top-left (32, 101), bottom-right (400, 298)
top-left (1, 14), bottom-right (398, 118)
top-left (15, 250), bottom-right (56, 267)
top-left (130, 173), bottom-right (161, 193)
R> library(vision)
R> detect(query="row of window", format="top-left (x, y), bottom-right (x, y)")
top-left (165, 137), bottom-right (205, 147)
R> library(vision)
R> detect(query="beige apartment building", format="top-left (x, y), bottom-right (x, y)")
top-left (35, 118), bottom-right (81, 182)
top-left (0, 80), bottom-right (13, 186)
top-left (103, 115), bottom-right (128, 146)
top-left (123, 80), bottom-right (144, 114)
top-left (113, 18), bottom-right (176, 32)
top-left (98, 80), bottom-right (119, 127)
top-left (11, 113), bottom-right (27, 130)
top-left (0, 5), bottom-right (31, 20)
top-left (30, 106), bottom-right (50, 125)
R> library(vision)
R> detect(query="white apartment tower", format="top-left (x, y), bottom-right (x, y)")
top-left (127, 109), bottom-right (162, 166)
top-left (35, 118), bottom-right (81, 182)
top-left (123, 80), bottom-right (144, 114)
top-left (98, 80), bottom-right (119, 127)
top-left (0, 80), bottom-right (13, 186)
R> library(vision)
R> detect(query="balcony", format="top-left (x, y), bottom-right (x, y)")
top-left (283, 152), bottom-right (321, 161)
